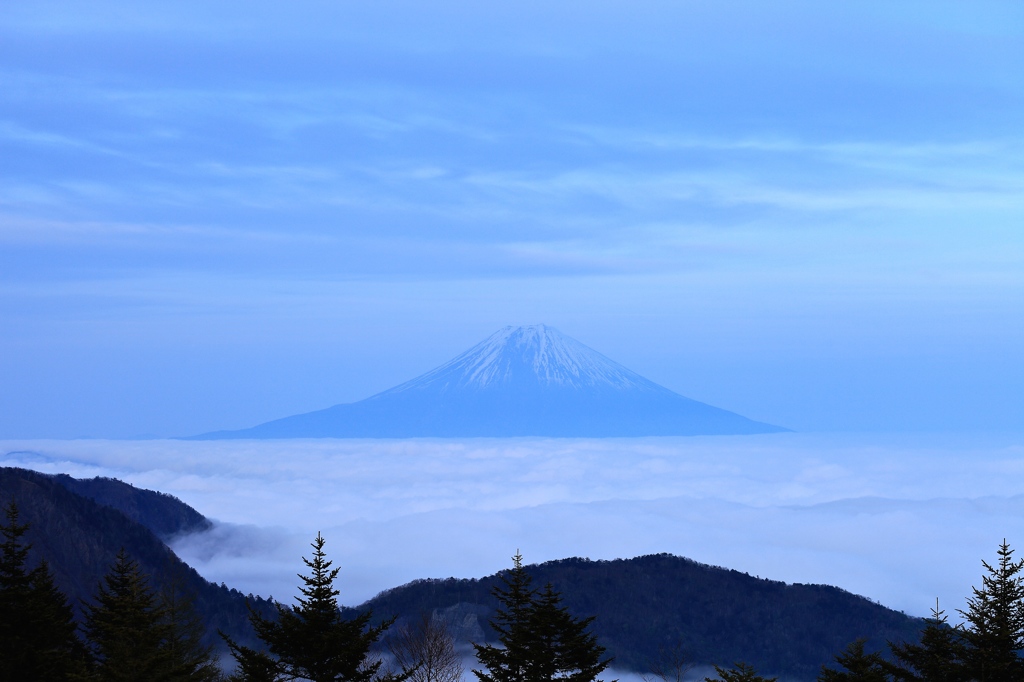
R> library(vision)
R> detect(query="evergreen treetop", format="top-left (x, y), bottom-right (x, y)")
top-left (474, 551), bottom-right (537, 682)
top-left (817, 639), bottom-right (888, 682)
top-left (83, 548), bottom-right (176, 681)
top-left (886, 601), bottom-right (968, 682)
top-left (957, 539), bottom-right (1024, 682)
top-left (528, 583), bottom-right (609, 682)
top-left (226, 532), bottom-right (400, 682)
top-left (0, 501), bottom-right (32, 595)
top-left (474, 552), bottom-right (611, 682)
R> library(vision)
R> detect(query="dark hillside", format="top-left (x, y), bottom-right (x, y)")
top-left (0, 467), bottom-right (272, 650)
top-left (51, 472), bottom-right (211, 539)
top-left (1, 466), bottom-right (926, 680)
top-left (358, 554), bottom-right (924, 680)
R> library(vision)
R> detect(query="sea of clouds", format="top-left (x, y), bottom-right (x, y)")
top-left (3, 432), bottom-right (1023, 619)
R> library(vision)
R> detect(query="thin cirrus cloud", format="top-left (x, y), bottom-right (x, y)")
top-left (4, 126), bottom-right (1018, 239)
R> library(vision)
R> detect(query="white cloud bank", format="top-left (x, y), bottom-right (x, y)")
top-left (3, 432), bottom-right (1023, 618)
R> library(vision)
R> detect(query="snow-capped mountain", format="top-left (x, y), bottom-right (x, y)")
top-left (388, 325), bottom-right (657, 393)
top-left (193, 325), bottom-right (786, 438)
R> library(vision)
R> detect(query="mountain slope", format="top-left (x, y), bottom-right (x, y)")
top-left (50, 473), bottom-right (211, 540)
top-left (359, 554), bottom-right (923, 681)
top-left (0, 467), bottom-right (272, 650)
top-left (1, 466), bottom-right (925, 680)
top-left (196, 325), bottom-right (785, 438)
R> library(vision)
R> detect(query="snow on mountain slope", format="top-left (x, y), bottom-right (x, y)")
top-left (385, 325), bottom-right (657, 394)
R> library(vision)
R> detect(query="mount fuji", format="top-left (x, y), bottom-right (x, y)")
top-left (193, 325), bottom-right (786, 438)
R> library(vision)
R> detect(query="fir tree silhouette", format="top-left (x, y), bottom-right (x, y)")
top-left (958, 540), bottom-right (1024, 682)
top-left (0, 501), bottom-right (86, 681)
top-left (474, 552), bottom-right (610, 682)
top-left (83, 549), bottom-right (175, 681)
top-left (226, 532), bottom-right (402, 682)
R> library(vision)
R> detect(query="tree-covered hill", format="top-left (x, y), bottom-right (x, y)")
top-left (358, 554), bottom-right (924, 680)
top-left (1, 466), bottom-right (929, 680)
top-left (0, 466), bottom-right (272, 650)
top-left (49, 471), bottom-right (212, 539)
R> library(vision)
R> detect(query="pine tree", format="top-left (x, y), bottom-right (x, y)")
top-left (526, 583), bottom-right (610, 682)
top-left (886, 601), bottom-right (968, 682)
top-left (705, 662), bottom-right (777, 682)
top-left (817, 639), bottom-right (889, 682)
top-left (957, 540), bottom-right (1024, 682)
top-left (474, 552), bottom-right (610, 682)
top-left (0, 501), bottom-right (86, 681)
top-left (83, 548), bottom-right (175, 682)
top-left (226, 532), bottom-right (397, 682)
top-left (474, 551), bottom-right (537, 682)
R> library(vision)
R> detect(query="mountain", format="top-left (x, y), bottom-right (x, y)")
top-left (2, 466), bottom-right (925, 680)
top-left (194, 325), bottom-right (785, 438)
top-left (49, 472), bottom-right (211, 539)
top-left (0, 467), bottom-right (273, 650)
top-left (359, 555), bottom-right (923, 681)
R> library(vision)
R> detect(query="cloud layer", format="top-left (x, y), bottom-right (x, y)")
top-left (4, 433), bottom-right (1022, 617)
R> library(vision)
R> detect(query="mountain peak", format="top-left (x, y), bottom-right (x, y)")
top-left (191, 325), bottom-right (787, 438)
top-left (385, 324), bottom-right (654, 394)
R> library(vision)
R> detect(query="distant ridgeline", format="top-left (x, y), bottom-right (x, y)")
top-left (0, 466), bottom-right (925, 681)
top-left (192, 324), bottom-right (787, 438)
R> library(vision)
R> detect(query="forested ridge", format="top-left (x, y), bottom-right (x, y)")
top-left (0, 467), bottom-right (274, 649)
top-left (3, 466), bottom-right (1024, 682)
top-left (48, 472), bottom-right (212, 539)
top-left (360, 554), bottom-right (922, 678)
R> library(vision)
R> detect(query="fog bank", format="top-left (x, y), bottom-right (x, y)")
top-left (3, 432), bottom-right (1022, 617)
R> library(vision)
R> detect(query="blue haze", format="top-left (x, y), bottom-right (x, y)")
top-left (0, 1), bottom-right (1022, 437)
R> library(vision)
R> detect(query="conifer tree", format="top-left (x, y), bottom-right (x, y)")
top-left (817, 639), bottom-right (889, 682)
top-left (526, 583), bottom-right (610, 682)
top-left (957, 540), bottom-right (1024, 682)
top-left (886, 601), bottom-right (968, 682)
top-left (474, 551), bottom-right (537, 682)
top-left (474, 552), bottom-right (610, 682)
top-left (226, 532), bottom-right (398, 682)
top-left (0, 501), bottom-right (86, 681)
top-left (83, 548), bottom-right (175, 682)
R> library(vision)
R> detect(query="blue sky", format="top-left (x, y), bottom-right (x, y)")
top-left (1, 1), bottom-right (1022, 437)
